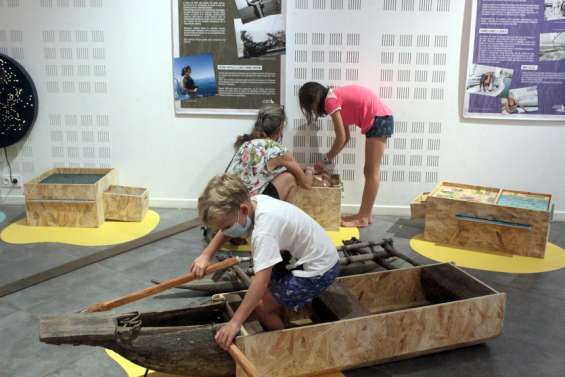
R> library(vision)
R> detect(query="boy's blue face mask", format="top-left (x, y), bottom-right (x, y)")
top-left (223, 210), bottom-right (252, 238)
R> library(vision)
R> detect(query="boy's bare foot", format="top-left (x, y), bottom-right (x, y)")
top-left (341, 216), bottom-right (371, 228)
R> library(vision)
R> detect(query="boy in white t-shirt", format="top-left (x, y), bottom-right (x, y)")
top-left (192, 174), bottom-right (340, 350)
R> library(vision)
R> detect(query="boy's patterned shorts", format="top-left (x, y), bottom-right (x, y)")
top-left (270, 262), bottom-right (340, 311)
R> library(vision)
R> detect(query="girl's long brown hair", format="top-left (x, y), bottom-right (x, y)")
top-left (298, 82), bottom-right (329, 125)
top-left (234, 104), bottom-right (286, 149)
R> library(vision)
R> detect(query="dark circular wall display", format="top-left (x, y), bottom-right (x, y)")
top-left (0, 53), bottom-right (38, 148)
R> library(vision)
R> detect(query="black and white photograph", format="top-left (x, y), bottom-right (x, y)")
top-left (234, 15), bottom-right (285, 58)
top-left (539, 32), bottom-right (565, 61)
top-left (544, 0), bottom-right (565, 21)
top-left (235, 0), bottom-right (282, 24)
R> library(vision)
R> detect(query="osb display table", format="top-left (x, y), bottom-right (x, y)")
top-left (24, 168), bottom-right (149, 228)
top-left (423, 182), bottom-right (552, 258)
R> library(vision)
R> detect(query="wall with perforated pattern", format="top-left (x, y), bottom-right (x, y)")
top-left (1, 0), bottom-right (564, 217)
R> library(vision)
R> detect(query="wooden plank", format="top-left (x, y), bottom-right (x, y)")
top-left (96, 168), bottom-right (118, 198)
top-left (410, 192), bottom-right (428, 219)
top-left (83, 257), bottom-right (244, 312)
top-left (25, 198), bottom-right (104, 227)
top-left (153, 279), bottom-right (245, 293)
top-left (0, 217), bottom-right (202, 297)
top-left (430, 181), bottom-right (500, 204)
top-left (25, 182), bottom-right (99, 201)
top-left (237, 293), bottom-right (506, 377)
top-left (420, 263), bottom-right (496, 303)
top-left (40, 302), bottom-right (227, 344)
top-left (24, 168), bottom-right (117, 201)
top-left (313, 283), bottom-right (371, 321)
top-left (231, 266), bottom-right (252, 287)
top-left (336, 266), bottom-right (429, 314)
top-left (40, 312), bottom-right (117, 344)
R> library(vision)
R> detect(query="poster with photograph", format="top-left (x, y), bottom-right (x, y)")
top-left (464, 0), bottom-right (565, 120)
top-left (172, 0), bottom-right (285, 115)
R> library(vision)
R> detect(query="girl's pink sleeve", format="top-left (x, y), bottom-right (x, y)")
top-left (324, 97), bottom-right (342, 115)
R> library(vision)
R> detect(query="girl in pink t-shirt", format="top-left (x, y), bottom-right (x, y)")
top-left (299, 82), bottom-right (394, 228)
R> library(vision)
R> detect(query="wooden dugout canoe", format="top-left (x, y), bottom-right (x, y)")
top-left (40, 263), bottom-right (505, 377)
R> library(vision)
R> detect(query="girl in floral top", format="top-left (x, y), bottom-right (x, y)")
top-left (227, 104), bottom-right (313, 201)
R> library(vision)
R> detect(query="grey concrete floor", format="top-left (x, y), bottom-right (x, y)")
top-left (0, 205), bottom-right (564, 377)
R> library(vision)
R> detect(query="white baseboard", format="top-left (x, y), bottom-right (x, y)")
top-left (0, 194), bottom-right (200, 209)
top-left (0, 193), bottom-right (24, 205)
top-left (149, 197), bottom-right (198, 209)
top-left (341, 204), bottom-right (412, 217)
top-left (3, 194), bottom-right (564, 221)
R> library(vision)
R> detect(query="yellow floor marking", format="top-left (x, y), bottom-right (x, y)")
top-left (106, 349), bottom-right (181, 376)
top-left (0, 210), bottom-right (160, 246)
top-left (106, 349), bottom-right (347, 377)
top-left (410, 233), bottom-right (565, 273)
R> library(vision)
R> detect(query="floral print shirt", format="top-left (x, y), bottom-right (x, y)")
top-left (227, 139), bottom-right (288, 196)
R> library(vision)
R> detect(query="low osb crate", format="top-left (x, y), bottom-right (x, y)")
top-left (410, 192), bottom-right (429, 219)
top-left (424, 181), bottom-right (551, 258)
top-left (291, 174), bottom-right (342, 231)
top-left (24, 168), bottom-right (118, 227)
top-left (104, 185), bottom-right (149, 222)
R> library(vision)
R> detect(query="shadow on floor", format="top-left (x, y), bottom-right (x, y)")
top-left (385, 218), bottom-right (424, 240)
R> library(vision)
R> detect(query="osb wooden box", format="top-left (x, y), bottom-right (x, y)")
top-left (235, 263), bottom-right (506, 377)
top-left (410, 192), bottom-right (429, 219)
top-left (291, 174), bottom-right (341, 230)
top-left (24, 168), bottom-right (118, 227)
top-left (424, 181), bottom-right (552, 258)
top-left (104, 185), bottom-right (149, 222)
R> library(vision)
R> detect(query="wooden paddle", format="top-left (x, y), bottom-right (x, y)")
top-left (83, 256), bottom-right (250, 313)
top-left (228, 344), bottom-right (260, 377)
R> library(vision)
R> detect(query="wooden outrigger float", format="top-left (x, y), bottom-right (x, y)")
top-left (153, 238), bottom-right (420, 294)
top-left (40, 263), bottom-right (505, 377)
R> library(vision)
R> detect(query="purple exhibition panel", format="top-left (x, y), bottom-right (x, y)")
top-left (464, 0), bottom-right (565, 120)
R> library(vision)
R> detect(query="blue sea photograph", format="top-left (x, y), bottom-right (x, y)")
top-left (173, 53), bottom-right (217, 101)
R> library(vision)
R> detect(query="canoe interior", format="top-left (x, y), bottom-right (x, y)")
top-left (337, 262), bottom-right (496, 314)
top-left (256, 262), bottom-right (499, 329)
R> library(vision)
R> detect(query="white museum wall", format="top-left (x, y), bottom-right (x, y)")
top-left (0, 0), bottom-right (563, 218)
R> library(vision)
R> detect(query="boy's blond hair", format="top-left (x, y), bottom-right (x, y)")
top-left (198, 174), bottom-right (250, 227)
